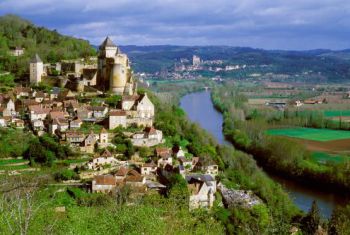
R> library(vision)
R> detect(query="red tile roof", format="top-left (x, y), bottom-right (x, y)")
top-left (116, 167), bottom-right (128, 176)
top-left (125, 170), bottom-right (143, 182)
top-left (94, 175), bottom-right (116, 185)
top-left (109, 110), bottom-right (127, 116)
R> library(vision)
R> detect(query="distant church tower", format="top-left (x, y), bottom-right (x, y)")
top-left (192, 55), bottom-right (201, 67)
top-left (30, 54), bottom-right (43, 84)
top-left (97, 37), bottom-right (134, 95)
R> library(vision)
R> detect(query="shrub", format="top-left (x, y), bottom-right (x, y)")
top-left (54, 169), bottom-right (79, 181)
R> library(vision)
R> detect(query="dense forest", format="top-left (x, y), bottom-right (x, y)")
top-left (0, 14), bottom-right (96, 78)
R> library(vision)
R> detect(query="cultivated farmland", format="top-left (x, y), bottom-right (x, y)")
top-left (266, 127), bottom-right (350, 142)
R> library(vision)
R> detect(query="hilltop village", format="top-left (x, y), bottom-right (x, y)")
top-left (0, 37), bottom-right (239, 210)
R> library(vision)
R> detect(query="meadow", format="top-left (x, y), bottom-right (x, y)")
top-left (311, 152), bottom-right (347, 164)
top-left (266, 127), bottom-right (350, 142)
top-left (324, 110), bottom-right (350, 117)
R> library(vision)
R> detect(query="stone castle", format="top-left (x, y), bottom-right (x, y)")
top-left (97, 37), bottom-right (136, 95)
top-left (29, 37), bottom-right (136, 95)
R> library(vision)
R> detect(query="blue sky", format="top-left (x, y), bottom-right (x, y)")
top-left (1, 0), bottom-right (350, 50)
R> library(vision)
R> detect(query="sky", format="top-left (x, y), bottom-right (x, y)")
top-left (1, 0), bottom-right (350, 50)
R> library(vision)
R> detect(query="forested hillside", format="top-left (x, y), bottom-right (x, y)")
top-left (0, 14), bottom-right (96, 78)
top-left (120, 45), bottom-right (350, 82)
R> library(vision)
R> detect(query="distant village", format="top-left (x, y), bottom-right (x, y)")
top-left (0, 37), bottom-right (262, 211)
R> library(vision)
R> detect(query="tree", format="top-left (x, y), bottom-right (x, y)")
top-left (105, 95), bottom-right (121, 108)
top-left (24, 138), bottom-right (55, 166)
top-left (302, 200), bottom-right (321, 235)
top-left (328, 206), bottom-right (350, 235)
top-left (168, 174), bottom-right (189, 210)
top-left (0, 174), bottom-right (53, 235)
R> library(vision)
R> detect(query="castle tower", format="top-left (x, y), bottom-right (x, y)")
top-left (97, 37), bottom-right (118, 90)
top-left (110, 64), bottom-right (127, 94)
top-left (29, 54), bottom-right (43, 84)
top-left (97, 36), bottom-right (134, 95)
top-left (99, 36), bottom-right (118, 58)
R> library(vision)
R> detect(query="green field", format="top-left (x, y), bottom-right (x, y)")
top-left (0, 164), bottom-right (30, 170)
top-left (266, 127), bottom-right (350, 141)
top-left (0, 158), bottom-right (27, 166)
top-left (324, 110), bottom-right (350, 117)
top-left (55, 159), bottom-right (89, 164)
top-left (311, 152), bottom-right (347, 164)
top-left (0, 158), bottom-right (29, 170)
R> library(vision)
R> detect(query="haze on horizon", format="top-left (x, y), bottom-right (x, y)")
top-left (1, 0), bottom-right (350, 50)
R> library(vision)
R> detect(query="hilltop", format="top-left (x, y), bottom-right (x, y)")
top-left (0, 14), bottom-right (96, 78)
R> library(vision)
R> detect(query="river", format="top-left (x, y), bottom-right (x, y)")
top-left (180, 90), bottom-right (348, 218)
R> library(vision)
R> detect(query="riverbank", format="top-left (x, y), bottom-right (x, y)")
top-left (175, 90), bottom-right (303, 233)
top-left (180, 90), bottom-right (349, 218)
top-left (208, 87), bottom-right (350, 216)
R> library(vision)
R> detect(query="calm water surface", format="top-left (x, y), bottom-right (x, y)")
top-left (180, 90), bottom-right (349, 218)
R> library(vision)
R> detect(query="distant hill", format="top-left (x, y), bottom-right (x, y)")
top-left (117, 45), bottom-right (350, 82)
top-left (0, 14), bottom-right (96, 78)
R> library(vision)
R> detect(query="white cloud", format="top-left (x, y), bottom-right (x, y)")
top-left (1, 0), bottom-right (350, 49)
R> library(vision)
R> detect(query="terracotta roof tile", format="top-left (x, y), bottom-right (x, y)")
top-left (94, 175), bottom-right (116, 185)
top-left (109, 110), bottom-right (126, 116)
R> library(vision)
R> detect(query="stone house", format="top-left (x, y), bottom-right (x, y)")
top-left (87, 149), bottom-right (117, 170)
top-left (0, 118), bottom-right (6, 127)
top-left (65, 130), bottom-right (86, 145)
top-left (157, 153), bottom-right (173, 168)
top-left (87, 106), bottom-right (108, 119)
top-left (48, 110), bottom-right (68, 120)
top-left (50, 118), bottom-right (69, 134)
top-left (178, 157), bottom-right (193, 170)
top-left (33, 91), bottom-right (47, 103)
top-left (50, 87), bottom-right (61, 100)
top-left (9, 46), bottom-right (25, 56)
top-left (13, 87), bottom-right (31, 99)
top-left (28, 105), bottom-right (51, 121)
top-left (0, 98), bottom-right (16, 117)
top-left (114, 167), bottom-right (146, 187)
top-left (125, 169), bottom-right (146, 187)
top-left (156, 147), bottom-right (173, 167)
top-left (70, 118), bottom-right (83, 129)
top-left (186, 174), bottom-right (217, 210)
top-left (131, 127), bottom-right (163, 147)
top-left (136, 93), bottom-right (154, 119)
top-left (121, 95), bottom-right (140, 110)
top-left (13, 118), bottom-right (24, 128)
top-left (192, 157), bottom-right (219, 176)
top-left (109, 110), bottom-right (127, 129)
top-left (155, 147), bottom-right (172, 157)
top-left (204, 165), bottom-right (219, 176)
top-left (141, 161), bottom-right (157, 175)
top-left (32, 119), bottom-right (45, 131)
top-left (63, 100), bottom-right (79, 112)
top-left (172, 146), bottom-right (189, 159)
top-left (77, 106), bottom-right (93, 120)
top-left (92, 175), bottom-right (117, 193)
top-left (83, 133), bottom-right (96, 153)
top-left (115, 167), bottom-right (129, 184)
top-left (98, 128), bottom-right (110, 148)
